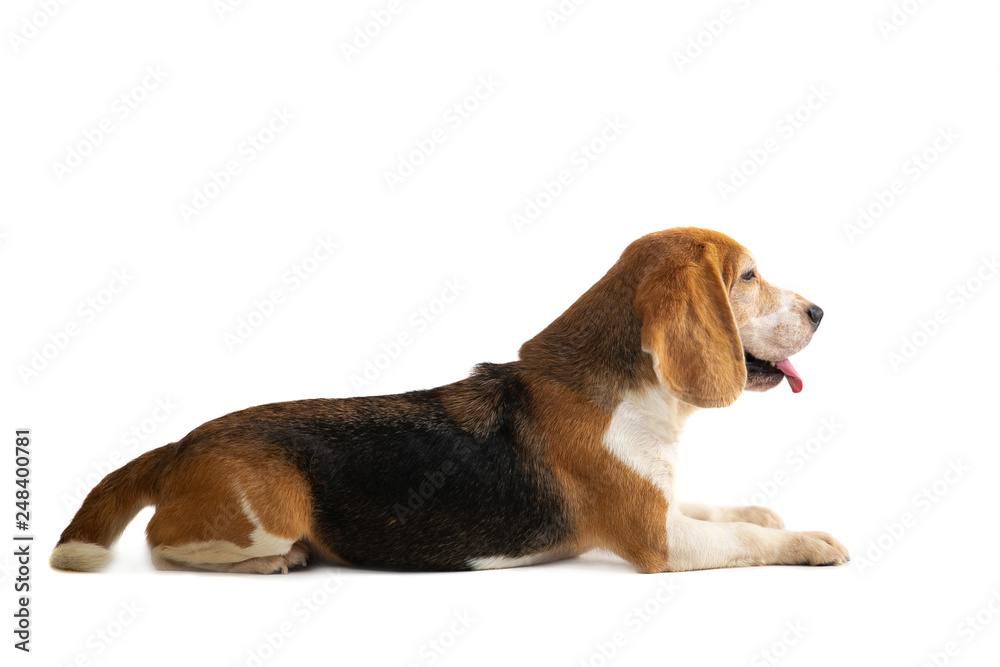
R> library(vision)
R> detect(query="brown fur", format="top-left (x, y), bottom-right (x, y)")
top-left (526, 376), bottom-right (670, 573)
top-left (53, 426), bottom-right (324, 572)
top-left (634, 234), bottom-right (747, 408)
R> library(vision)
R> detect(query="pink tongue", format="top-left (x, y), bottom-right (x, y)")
top-left (775, 359), bottom-right (803, 393)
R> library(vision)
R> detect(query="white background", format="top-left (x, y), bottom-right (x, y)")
top-left (3, 1), bottom-right (999, 665)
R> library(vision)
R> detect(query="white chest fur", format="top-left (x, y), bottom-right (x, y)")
top-left (601, 387), bottom-right (695, 504)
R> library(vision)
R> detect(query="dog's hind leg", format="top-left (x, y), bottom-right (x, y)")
top-left (152, 539), bottom-right (311, 574)
top-left (145, 455), bottom-right (315, 574)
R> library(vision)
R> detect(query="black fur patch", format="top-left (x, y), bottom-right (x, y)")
top-left (254, 363), bottom-right (569, 570)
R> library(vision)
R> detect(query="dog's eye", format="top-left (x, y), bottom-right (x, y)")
top-left (741, 267), bottom-right (756, 283)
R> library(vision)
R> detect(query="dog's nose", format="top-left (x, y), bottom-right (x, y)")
top-left (806, 304), bottom-right (824, 329)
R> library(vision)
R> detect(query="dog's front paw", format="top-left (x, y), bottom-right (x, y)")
top-left (787, 531), bottom-right (850, 566)
top-left (733, 506), bottom-right (784, 529)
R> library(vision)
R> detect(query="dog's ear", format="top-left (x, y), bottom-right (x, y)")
top-left (635, 247), bottom-right (746, 408)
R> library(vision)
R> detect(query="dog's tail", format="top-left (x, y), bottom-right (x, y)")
top-left (50, 443), bottom-right (175, 572)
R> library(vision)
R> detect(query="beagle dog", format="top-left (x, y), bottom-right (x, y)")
top-left (51, 227), bottom-right (848, 574)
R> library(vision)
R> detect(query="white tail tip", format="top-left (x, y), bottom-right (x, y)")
top-left (50, 541), bottom-right (112, 572)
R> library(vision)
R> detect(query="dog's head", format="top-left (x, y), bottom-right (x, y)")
top-left (632, 228), bottom-right (822, 409)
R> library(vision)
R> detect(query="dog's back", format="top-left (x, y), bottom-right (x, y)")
top-left (51, 363), bottom-right (571, 572)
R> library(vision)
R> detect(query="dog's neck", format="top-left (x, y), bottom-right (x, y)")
top-left (517, 262), bottom-right (660, 411)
